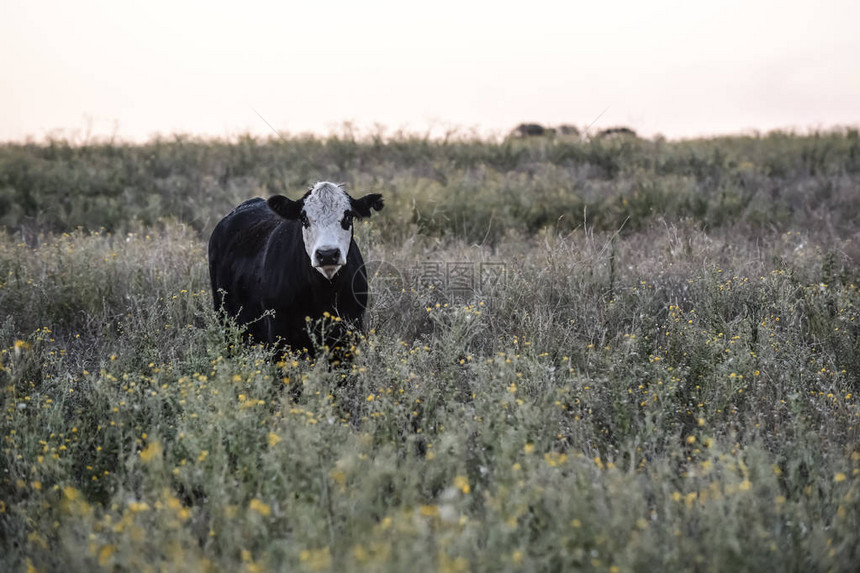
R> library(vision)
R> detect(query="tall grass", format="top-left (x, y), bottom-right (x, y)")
top-left (1, 130), bottom-right (859, 572)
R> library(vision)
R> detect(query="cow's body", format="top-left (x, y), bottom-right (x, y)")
top-left (208, 182), bottom-right (382, 353)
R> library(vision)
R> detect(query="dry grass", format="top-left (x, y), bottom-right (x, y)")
top-left (1, 131), bottom-right (859, 572)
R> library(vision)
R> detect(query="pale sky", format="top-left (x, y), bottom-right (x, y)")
top-left (2, 0), bottom-right (858, 142)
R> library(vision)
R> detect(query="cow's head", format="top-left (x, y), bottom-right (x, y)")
top-left (267, 182), bottom-right (384, 280)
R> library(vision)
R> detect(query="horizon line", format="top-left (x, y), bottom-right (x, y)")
top-left (2, 121), bottom-right (859, 147)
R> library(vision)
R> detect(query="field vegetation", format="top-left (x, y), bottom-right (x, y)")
top-left (1, 128), bottom-right (859, 571)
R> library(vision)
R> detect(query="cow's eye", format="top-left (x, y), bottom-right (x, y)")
top-left (300, 212), bottom-right (310, 228)
top-left (341, 211), bottom-right (353, 230)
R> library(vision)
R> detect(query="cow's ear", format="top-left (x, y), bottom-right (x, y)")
top-left (268, 195), bottom-right (303, 220)
top-left (350, 193), bottom-right (384, 218)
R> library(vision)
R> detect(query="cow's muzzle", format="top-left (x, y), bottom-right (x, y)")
top-left (314, 247), bottom-right (344, 280)
top-left (315, 247), bottom-right (341, 267)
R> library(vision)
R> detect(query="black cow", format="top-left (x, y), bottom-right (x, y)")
top-left (208, 181), bottom-right (384, 354)
top-left (597, 127), bottom-right (638, 139)
top-left (512, 123), bottom-right (548, 137)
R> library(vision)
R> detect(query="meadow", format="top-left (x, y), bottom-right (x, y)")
top-left (1, 129), bottom-right (859, 572)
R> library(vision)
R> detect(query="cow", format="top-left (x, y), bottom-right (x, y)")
top-left (596, 127), bottom-right (638, 139)
top-left (208, 181), bottom-right (384, 356)
top-left (512, 123), bottom-right (549, 137)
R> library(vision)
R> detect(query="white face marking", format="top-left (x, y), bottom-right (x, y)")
top-left (301, 182), bottom-right (353, 280)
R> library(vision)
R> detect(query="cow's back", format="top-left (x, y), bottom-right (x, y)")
top-left (208, 198), bottom-right (281, 321)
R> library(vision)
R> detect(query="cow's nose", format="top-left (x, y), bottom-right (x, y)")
top-left (315, 248), bottom-right (341, 266)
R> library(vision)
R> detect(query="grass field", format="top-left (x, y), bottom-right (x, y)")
top-left (1, 130), bottom-right (859, 572)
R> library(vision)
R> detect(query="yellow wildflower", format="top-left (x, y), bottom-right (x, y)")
top-left (128, 501), bottom-right (150, 513)
top-left (419, 505), bottom-right (439, 517)
top-left (299, 547), bottom-right (331, 572)
top-left (98, 545), bottom-right (116, 567)
top-left (139, 441), bottom-right (162, 464)
top-left (249, 498), bottom-right (271, 516)
top-left (454, 475), bottom-right (470, 494)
